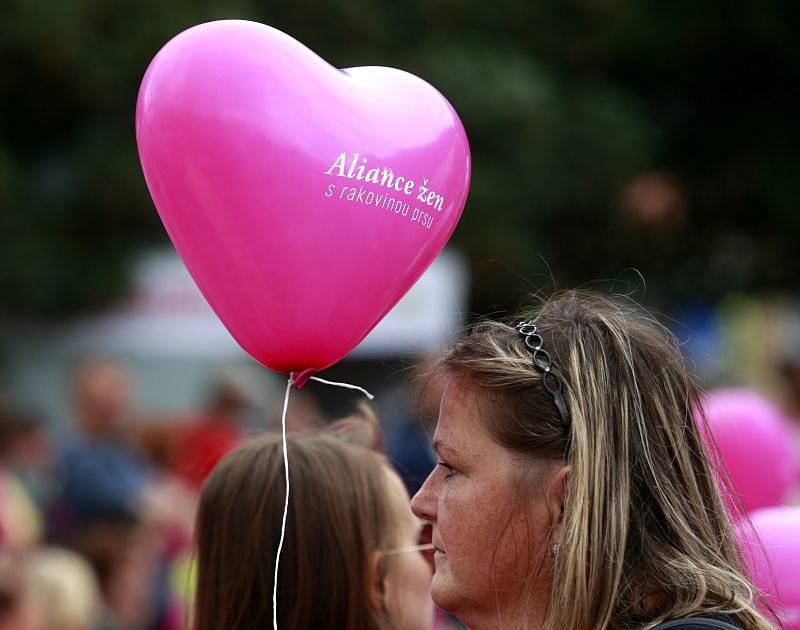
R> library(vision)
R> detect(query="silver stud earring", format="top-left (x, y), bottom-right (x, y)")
top-left (551, 543), bottom-right (561, 557)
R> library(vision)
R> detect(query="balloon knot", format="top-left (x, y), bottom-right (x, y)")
top-left (290, 369), bottom-right (315, 389)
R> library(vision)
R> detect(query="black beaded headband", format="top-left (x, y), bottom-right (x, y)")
top-left (515, 320), bottom-right (570, 426)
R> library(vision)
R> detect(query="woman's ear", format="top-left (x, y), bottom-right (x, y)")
top-left (547, 465), bottom-right (570, 537)
top-left (366, 550), bottom-right (386, 612)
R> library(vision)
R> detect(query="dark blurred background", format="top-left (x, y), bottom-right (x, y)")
top-left (2, 0), bottom-right (799, 405)
top-left (2, 0), bottom-right (799, 317)
top-left (1, 3), bottom-right (799, 628)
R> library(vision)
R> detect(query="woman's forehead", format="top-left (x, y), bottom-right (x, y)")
top-left (434, 384), bottom-right (495, 456)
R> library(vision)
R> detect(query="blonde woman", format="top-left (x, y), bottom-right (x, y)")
top-left (412, 290), bottom-right (775, 630)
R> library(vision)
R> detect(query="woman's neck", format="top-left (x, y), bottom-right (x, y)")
top-left (457, 593), bottom-right (547, 630)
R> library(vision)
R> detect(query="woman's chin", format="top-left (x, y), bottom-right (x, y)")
top-left (429, 568), bottom-right (460, 616)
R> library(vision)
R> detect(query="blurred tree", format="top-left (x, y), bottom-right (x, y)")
top-left (0, 0), bottom-right (797, 317)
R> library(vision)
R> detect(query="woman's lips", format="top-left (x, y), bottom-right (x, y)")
top-left (431, 529), bottom-right (445, 554)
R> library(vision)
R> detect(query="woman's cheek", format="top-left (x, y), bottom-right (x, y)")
top-left (439, 482), bottom-right (457, 520)
top-left (438, 484), bottom-right (468, 545)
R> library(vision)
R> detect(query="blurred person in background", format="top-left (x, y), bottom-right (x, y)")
top-left (52, 358), bottom-right (149, 533)
top-left (140, 373), bottom-right (323, 488)
top-left (0, 398), bottom-right (45, 549)
top-left (50, 357), bottom-right (189, 629)
top-left (412, 291), bottom-right (777, 630)
top-left (384, 356), bottom-right (446, 495)
top-left (194, 419), bottom-right (433, 629)
top-left (52, 357), bottom-right (193, 536)
top-left (0, 400), bottom-right (53, 515)
top-left (170, 381), bottom-right (250, 488)
top-left (1, 547), bottom-right (107, 630)
top-left (73, 520), bottom-right (167, 630)
top-left (24, 547), bottom-right (105, 630)
top-left (1, 550), bottom-right (36, 630)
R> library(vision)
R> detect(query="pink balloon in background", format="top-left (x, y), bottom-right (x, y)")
top-left (738, 506), bottom-right (800, 629)
top-left (699, 388), bottom-right (797, 516)
top-left (136, 20), bottom-right (471, 384)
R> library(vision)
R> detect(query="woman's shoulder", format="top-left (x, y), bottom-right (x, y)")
top-left (654, 615), bottom-right (743, 629)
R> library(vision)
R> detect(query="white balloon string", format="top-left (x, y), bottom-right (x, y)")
top-left (273, 375), bottom-right (293, 630)
top-left (308, 375), bottom-right (375, 400)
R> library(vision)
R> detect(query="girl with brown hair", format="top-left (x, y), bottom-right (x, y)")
top-left (411, 290), bottom-right (776, 630)
top-left (194, 432), bottom-right (433, 630)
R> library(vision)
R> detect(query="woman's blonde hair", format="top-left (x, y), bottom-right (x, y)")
top-left (442, 290), bottom-right (776, 630)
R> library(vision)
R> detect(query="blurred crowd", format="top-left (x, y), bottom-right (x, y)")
top-left (0, 354), bottom-right (453, 630)
top-left (1, 350), bottom-right (800, 630)
top-left (1, 357), bottom-right (222, 629)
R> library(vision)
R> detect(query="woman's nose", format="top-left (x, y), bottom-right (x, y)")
top-left (411, 472), bottom-right (437, 522)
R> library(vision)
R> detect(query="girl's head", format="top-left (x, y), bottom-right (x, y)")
top-left (0, 548), bottom-right (101, 630)
top-left (195, 433), bottom-right (432, 630)
top-left (412, 290), bottom-right (774, 630)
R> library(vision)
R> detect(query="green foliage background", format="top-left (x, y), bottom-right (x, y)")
top-left (1, 0), bottom-right (798, 316)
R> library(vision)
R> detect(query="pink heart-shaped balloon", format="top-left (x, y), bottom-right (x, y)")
top-left (136, 20), bottom-right (470, 381)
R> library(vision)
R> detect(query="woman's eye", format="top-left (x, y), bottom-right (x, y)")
top-left (437, 461), bottom-right (457, 479)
